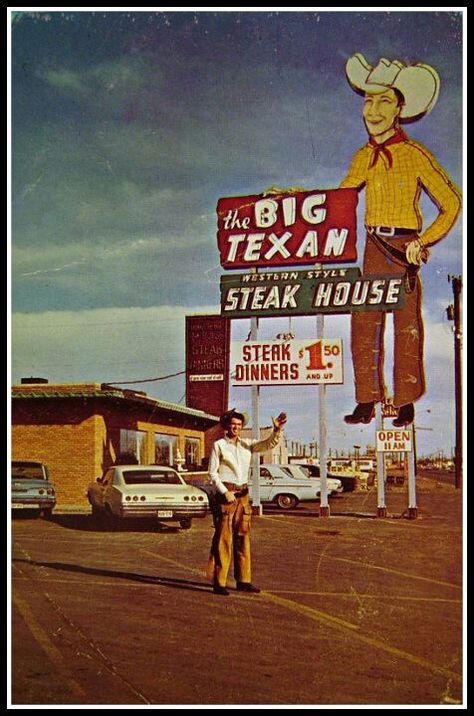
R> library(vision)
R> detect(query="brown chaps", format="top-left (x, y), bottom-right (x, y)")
top-left (206, 493), bottom-right (252, 587)
top-left (351, 232), bottom-right (426, 407)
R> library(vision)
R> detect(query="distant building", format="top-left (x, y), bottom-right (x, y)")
top-left (11, 381), bottom-right (218, 508)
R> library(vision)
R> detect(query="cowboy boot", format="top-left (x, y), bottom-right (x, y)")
top-left (393, 403), bottom-right (414, 427)
top-left (344, 402), bottom-right (375, 425)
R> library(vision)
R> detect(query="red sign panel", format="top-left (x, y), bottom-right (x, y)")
top-left (185, 315), bottom-right (230, 418)
top-left (216, 188), bottom-right (359, 269)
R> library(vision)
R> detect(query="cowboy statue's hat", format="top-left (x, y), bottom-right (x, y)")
top-left (346, 53), bottom-right (440, 121)
top-left (220, 408), bottom-right (249, 428)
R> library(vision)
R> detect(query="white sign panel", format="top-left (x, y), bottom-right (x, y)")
top-left (231, 339), bottom-right (343, 386)
top-left (189, 374), bottom-right (224, 382)
top-left (376, 429), bottom-right (413, 452)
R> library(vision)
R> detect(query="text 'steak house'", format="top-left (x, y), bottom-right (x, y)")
top-left (11, 381), bottom-right (219, 509)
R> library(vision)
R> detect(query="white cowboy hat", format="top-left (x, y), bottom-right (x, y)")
top-left (346, 53), bottom-right (440, 121)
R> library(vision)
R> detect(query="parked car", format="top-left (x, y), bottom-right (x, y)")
top-left (86, 464), bottom-right (209, 529)
top-left (281, 463), bottom-right (343, 495)
top-left (251, 464), bottom-right (321, 509)
top-left (293, 462), bottom-right (356, 492)
top-left (11, 461), bottom-right (56, 518)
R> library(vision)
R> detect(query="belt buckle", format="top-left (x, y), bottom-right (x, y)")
top-left (376, 225), bottom-right (395, 237)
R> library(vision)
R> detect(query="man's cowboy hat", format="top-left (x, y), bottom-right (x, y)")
top-left (220, 408), bottom-right (249, 428)
top-left (346, 53), bottom-right (440, 121)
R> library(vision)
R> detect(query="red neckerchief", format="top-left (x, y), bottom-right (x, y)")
top-left (369, 128), bottom-right (407, 168)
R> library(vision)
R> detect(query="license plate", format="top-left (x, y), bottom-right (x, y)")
top-left (157, 510), bottom-right (173, 518)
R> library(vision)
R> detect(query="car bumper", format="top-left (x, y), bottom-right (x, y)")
top-left (12, 499), bottom-right (56, 511)
top-left (119, 504), bottom-right (208, 520)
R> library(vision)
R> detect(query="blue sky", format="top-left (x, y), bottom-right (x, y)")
top-left (9, 9), bottom-right (464, 457)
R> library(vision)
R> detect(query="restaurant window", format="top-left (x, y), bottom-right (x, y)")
top-left (184, 437), bottom-right (200, 470)
top-left (119, 430), bottom-right (148, 464)
top-left (154, 434), bottom-right (178, 466)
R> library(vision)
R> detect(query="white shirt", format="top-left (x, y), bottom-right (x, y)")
top-left (209, 429), bottom-right (282, 495)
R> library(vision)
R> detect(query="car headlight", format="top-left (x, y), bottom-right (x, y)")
top-left (125, 495), bottom-right (131, 501)
top-left (140, 496), bottom-right (146, 501)
top-left (38, 489), bottom-right (44, 495)
top-left (184, 496), bottom-right (189, 501)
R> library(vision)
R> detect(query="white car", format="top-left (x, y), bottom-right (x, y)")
top-left (281, 464), bottom-right (343, 495)
top-left (251, 464), bottom-right (321, 509)
top-left (86, 465), bottom-right (209, 529)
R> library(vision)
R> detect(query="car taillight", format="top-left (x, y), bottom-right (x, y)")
top-left (38, 489), bottom-right (44, 495)
top-left (140, 496), bottom-right (146, 501)
top-left (198, 495), bottom-right (204, 501)
top-left (47, 489), bottom-right (54, 495)
top-left (184, 496), bottom-right (189, 501)
top-left (132, 495), bottom-right (139, 501)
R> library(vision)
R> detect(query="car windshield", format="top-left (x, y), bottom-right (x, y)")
top-left (11, 464), bottom-right (46, 480)
top-left (122, 470), bottom-right (183, 485)
top-left (281, 466), bottom-right (307, 479)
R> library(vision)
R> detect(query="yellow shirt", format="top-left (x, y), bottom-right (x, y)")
top-left (340, 137), bottom-right (462, 247)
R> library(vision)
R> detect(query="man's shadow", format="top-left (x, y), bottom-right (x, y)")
top-left (13, 557), bottom-right (212, 593)
top-left (43, 513), bottom-right (185, 533)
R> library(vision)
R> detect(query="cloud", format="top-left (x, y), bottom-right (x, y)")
top-left (11, 304), bottom-right (219, 396)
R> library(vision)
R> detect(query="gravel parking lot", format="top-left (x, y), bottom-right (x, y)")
top-left (10, 479), bottom-right (464, 707)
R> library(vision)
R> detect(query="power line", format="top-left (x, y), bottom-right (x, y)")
top-left (106, 370), bottom-right (186, 385)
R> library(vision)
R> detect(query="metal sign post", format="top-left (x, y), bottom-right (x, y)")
top-left (250, 315), bottom-right (262, 516)
top-left (407, 425), bottom-right (418, 519)
top-left (375, 403), bottom-right (387, 517)
top-left (317, 313), bottom-right (330, 517)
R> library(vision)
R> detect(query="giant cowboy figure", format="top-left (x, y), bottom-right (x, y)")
top-left (340, 54), bottom-right (461, 428)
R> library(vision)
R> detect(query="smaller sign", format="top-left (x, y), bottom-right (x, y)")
top-left (185, 315), bottom-right (230, 416)
top-left (376, 429), bottom-right (413, 452)
top-left (381, 398), bottom-right (399, 419)
top-left (231, 339), bottom-right (343, 386)
top-left (189, 374), bottom-right (224, 382)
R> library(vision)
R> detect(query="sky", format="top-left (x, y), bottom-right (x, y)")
top-left (9, 8), bottom-right (465, 458)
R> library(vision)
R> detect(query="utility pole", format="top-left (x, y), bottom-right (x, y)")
top-left (447, 275), bottom-right (463, 489)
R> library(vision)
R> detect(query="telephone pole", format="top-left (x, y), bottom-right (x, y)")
top-left (447, 275), bottom-right (462, 489)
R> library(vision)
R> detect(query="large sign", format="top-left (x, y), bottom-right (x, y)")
top-left (185, 315), bottom-right (230, 417)
top-left (216, 188), bottom-right (359, 269)
top-left (231, 339), bottom-right (343, 386)
top-left (220, 267), bottom-right (405, 318)
top-left (376, 429), bottom-right (413, 452)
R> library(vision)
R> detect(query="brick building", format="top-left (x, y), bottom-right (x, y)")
top-left (11, 381), bottom-right (219, 508)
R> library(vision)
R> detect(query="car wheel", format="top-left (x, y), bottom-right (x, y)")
top-left (179, 518), bottom-right (192, 530)
top-left (275, 494), bottom-right (298, 510)
top-left (41, 508), bottom-right (53, 520)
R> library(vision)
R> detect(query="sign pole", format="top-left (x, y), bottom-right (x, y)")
top-left (250, 310), bottom-right (262, 516)
top-left (407, 425), bottom-right (418, 518)
top-left (317, 313), bottom-right (330, 517)
top-left (376, 403), bottom-right (387, 517)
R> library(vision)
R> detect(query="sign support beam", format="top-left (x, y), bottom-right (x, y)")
top-left (250, 295), bottom-right (262, 516)
top-left (317, 314), bottom-right (330, 517)
top-left (376, 403), bottom-right (387, 517)
top-left (407, 425), bottom-right (418, 518)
